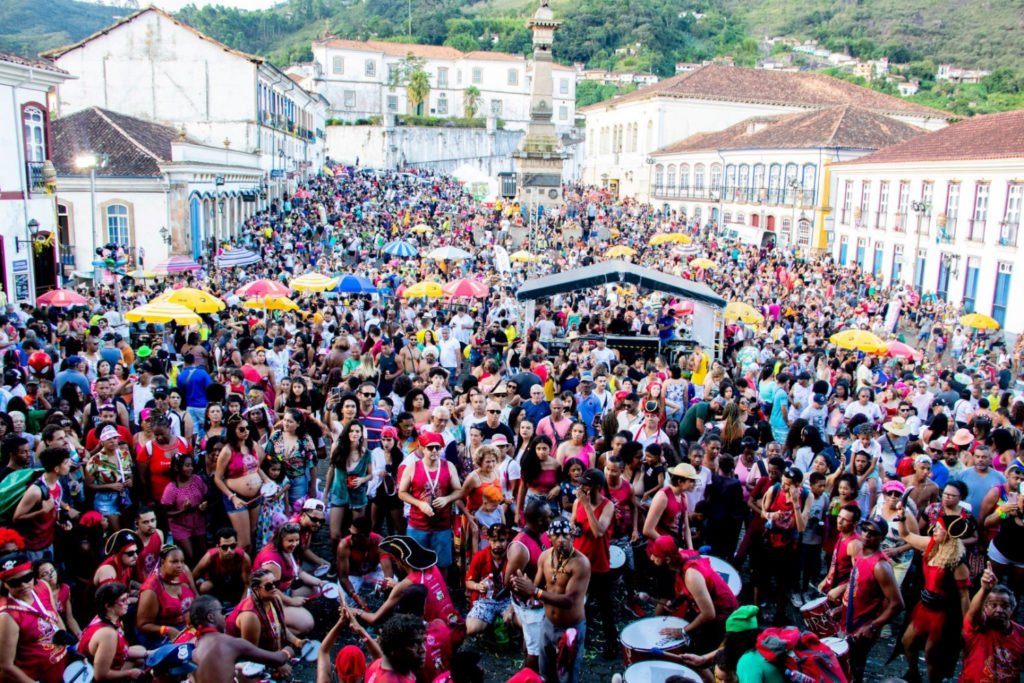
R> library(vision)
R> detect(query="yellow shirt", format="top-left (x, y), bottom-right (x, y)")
top-left (691, 352), bottom-right (710, 386)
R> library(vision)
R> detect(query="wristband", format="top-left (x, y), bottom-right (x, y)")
top-left (1000, 511), bottom-right (1008, 519)
top-left (534, 587), bottom-right (542, 600)
top-left (159, 625), bottom-right (169, 636)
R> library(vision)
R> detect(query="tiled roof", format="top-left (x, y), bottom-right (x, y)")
top-left (579, 64), bottom-right (951, 120)
top-left (0, 50), bottom-right (69, 74)
top-left (315, 37), bottom-right (465, 61)
top-left (462, 51), bottom-right (524, 62)
top-left (41, 7), bottom-right (263, 63)
top-left (653, 105), bottom-right (926, 155)
top-left (51, 107), bottom-right (184, 177)
top-left (834, 109), bottom-right (1024, 164)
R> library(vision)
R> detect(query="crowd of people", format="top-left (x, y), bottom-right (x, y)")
top-left (0, 163), bottom-right (1023, 683)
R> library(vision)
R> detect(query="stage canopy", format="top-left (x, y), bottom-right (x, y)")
top-left (515, 259), bottom-right (727, 309)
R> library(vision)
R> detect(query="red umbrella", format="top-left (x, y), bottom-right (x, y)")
top-left (236, 279), bottom-right (291, 298)
top-left (293, 189), bottom-right (312, 199)
top-left (36, 289), bottom-right (88, 307)
top-left (241, 365), bottom-right (262, 383)
top-left (884, 340), bottom-right (923, 361)
top-left (442, 278), bottom-right (489, 298)
top-left (672, 300), bottom-right (694, 315)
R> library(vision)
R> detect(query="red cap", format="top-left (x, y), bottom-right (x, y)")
top-left (506, 670), bottom-right (543, 683)
top-left (418, 432), bottom-right (445, 448)
top-left (649, 534), bottom-right (679, 560)
top-left (615, 390), bottom-right (628, 403)
top-left (380, 426), bottom-right (399, 441)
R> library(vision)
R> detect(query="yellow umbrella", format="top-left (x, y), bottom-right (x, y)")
top-left (124, 302), bottom-right (202, 325)
top-left (127, 269), bottom-right (156, 279)
top-left (959, 312), bottom-right (1000, 330)
top-left (403, 281), bottom-right (444, 298)
top-left (410, 223), bottom-right (433, 233)
top-left (243, 296), bottom-right (301, 312)
top-left (724, 301), bottom-right (764, 325)
top-left (830, 329), bottom-right (888, 353)
top-left (289, 273), bottom-right (339, 293)
top-left (689, 258), bottom-right (716, 269)
top-left (606, 245), bottom-right (636, 258)
top-left (650, 233), bottom-right (691, 245)
top-left (153, 287), bottom-right (225, 313)
top-left (510, 250), bottom-right (540, 262)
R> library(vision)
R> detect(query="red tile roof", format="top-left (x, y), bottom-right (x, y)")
top-left (51, 107), bottom-right (183, 177)
top-left (463, 51), bottom-right (524, 62)
top-left (834, 109), bottom-right (1024, 164)
top-left (652, 105), bottom-right (926, 155)
top-left (580, 63), bottom-right (951, 121)
top-left (0, 50), bottom-right (69, 75)
top-left (315, 37), bottom-right (465, 61)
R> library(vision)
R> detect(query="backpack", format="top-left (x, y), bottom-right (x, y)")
top-left (0, 468), bottom-right (48, 525)
top-left (755, 627), bottom-right (847, 683)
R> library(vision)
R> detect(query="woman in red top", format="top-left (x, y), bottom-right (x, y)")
top-left (252, 522), bottom-right (320, 636)
top-left (136, 545), bottom-right (197, 647)
top-left (137, 414), bottom-right (192, 507)
top-left (0, 552), bottom-right (68, 683)
top-left (80, 582), bottom-right (150, 681)
top-left (226, 569), bottom-right (302, 654)
top-left (572, 469), bottom-right (618, 659)
top-left (642, 462), bottom-right (699, 548)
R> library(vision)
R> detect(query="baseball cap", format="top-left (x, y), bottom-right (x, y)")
top-left (579, 468), bottom-right (606, 488)
top-left (302, 498), bottom-right (326, 512)
top-left (99, 425), bottom-right (120, 441)
top-left (835, 427), bottom-right (851, 438)
top-left (580, 371), bottom-right (593, 382)
top-left (813, 393), bottom-right (827, 405)
top-left (859, 515), bottom-right (889, 537)
top-left (650, 535), bottom-right (679, 560)
top-left (882, 480), bottom-right (906, 494)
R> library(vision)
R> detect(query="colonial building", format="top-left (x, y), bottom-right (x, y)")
top-left (0, 51), bottom-right (72, 304)
top-left (580, 64), bottom-right (952, 201)
top-left (308, 38), bottom-right (577, 133)
top-left (830, 109), bottom-right (1024, 331)
top-left (40, 6), bottom-right (328, 234)
top-left (649, 105), bottom-right (925, 251)
top-left (51, 108), bottom-right (264, 269)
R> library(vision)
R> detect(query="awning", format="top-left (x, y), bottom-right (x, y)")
top-left (515, 259), bottom-right (726, 309)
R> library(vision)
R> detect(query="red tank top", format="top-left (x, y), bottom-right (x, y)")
top-left (254, 543), bottom-right (298, 591)
top-left (607, 479), bottom-right (634, 538)
top-left (140, 574), bottom-right (195, 628)
top-left (921, 539), bottom-right (956, 597)
top-left (766, 484), bottom-right (801, 549)
top-left (136, 532), bottom-right (162, 582)
top-left (845, 551), bottom-right (890, 632)
top-left (510, 529), bottom-right (550, 581)
top-left (80, 616), bottom-right (129, 670)
top-left (466, 473), bottom-right (501, 512)
top-left (409, 459), bottom-right (452, 532)
top-left (0, 590), bottom-right (68, 682)
top-left (574, 498), bottom-right (611, 573)
top-left (675, 553), bottom-right (739, 622)
top-left (16, 477), bottom-right (60, 551)
top-left (341, 532), bottom-right (383, 576)
top-left (96, 556), bottom-right (134, 587)
top-left (409, 566), bottom-right (460, 625)
top-left (225, 594), bottom-right (287, 651)
top-left (827, 532), bottom-right (859, 588)
top-left (364, 659), bottom-right (416, 683)
top-left (656, 486), bottom-right (687, 539)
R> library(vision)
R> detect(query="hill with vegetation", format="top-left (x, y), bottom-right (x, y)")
top-left (0, 0), bottom-right (121, 56)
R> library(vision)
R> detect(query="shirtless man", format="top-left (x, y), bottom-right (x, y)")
top-left (901, 455), bottom-right (940, 520)
top-left (188, 595), bottom-right (293, 683)
top-left (503, 499), bottom-right (553, 672)
top-left (511, 517), bottom-right (592, 683)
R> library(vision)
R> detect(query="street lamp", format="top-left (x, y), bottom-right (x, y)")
top-left (75, 152), bottom-right (109, 278)
top-left (645, 157), bottom-right (655, 203)
top-left (911, 199), bottom-right (930, 292)
top-left (158, 226), bottom-right (172, 246)
top-left (786, 177), bottom-right (801, 249)
top-left (15, 218), bottom-right (39, 252)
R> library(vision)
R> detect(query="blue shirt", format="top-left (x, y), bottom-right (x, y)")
top-left (177, 366), bottom-right (212, 409)
top-left (522, 400), bottom-right (551, 425)
top-left (769, 391), bottom-right (789, 441)
top-left (575, 393), bottom-right (603, 439)
top-left (954, 467), bottom-right (1006, 522)
top-left (930, 461), bottom-right (950, 489)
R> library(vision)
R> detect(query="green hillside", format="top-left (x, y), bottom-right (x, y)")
top-left (0, 0), bottom-right (121, 56)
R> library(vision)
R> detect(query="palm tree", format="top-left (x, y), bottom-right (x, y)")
top-left (463, 86), bottom-right (481, 119)
top-left (406, 69), bottom-right (431, 116)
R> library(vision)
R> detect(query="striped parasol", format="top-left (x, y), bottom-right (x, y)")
top-left (152, 256), bottom-right (201, 275)
top-left (382, 240), bottom-right (418, 258)
top-left (36, 289), bottom-right (88, 307)
top-left (125, 302), bottom-right (202, 325)
top-left (215, 248), bottom-right (261, 268)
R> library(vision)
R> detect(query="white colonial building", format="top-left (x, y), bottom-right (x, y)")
top-left (649, 105), bottom-right (926, 251)
top-left (309, 38), bottom-right (577, 133)
top-left (40, 7), bottom-right (328, 259)
top-left (52, 107), bottom-right (264, 270)
top-left (830, 109), bottom-right (1024, 331)
top-left (0, 51), bottom-right (72, 304)
top-left (580, 64), bottom-right (952, 201)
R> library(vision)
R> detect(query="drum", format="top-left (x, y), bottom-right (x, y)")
top-left (623, 660), bottom-right (701, 683)
top-left (800, 597), bottom-right (842, 637)
top-left (300, 639), bottom-right (321, 662)
top-left (610, 545), bottom-right (626, 571)
top-left (63, 660), bottom-right (94, 683)
top-left (821, 636), bottom-right (851, 680)
top-left (237, 662), bottom-right (266, 678)
top-left (704, 555), bottom-right (741, 596)
top-left (619, 616), bottom-right (690, 666)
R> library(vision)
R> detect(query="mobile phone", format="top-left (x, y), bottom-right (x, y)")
top-left (330, 387), bottom-right (341, 398)
top-left (1009, 492), bottom-right (1019, 506)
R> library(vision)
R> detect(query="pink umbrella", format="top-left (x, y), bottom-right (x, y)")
top-left (672, 300), bottom-right (694, 315)
top-left (293, 189), bottom-right (312, 199)
top-left (236, 279), bottom-right (291, 298)
top-left (884, 341), bottom-right (923, 361)
top-left (36, 289), bottom-right (88, 307)
top-left (443, 278), bottom-right (489, 298)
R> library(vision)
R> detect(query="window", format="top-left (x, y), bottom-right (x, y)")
top-left (105, 204), bottom-right (129, 246)
top-left (559, 105), bottom-right (567, 121)
top-left (753, 164), bottom-right (766, 199)
top-left (891, 244), bottom-right (904, 285)
top-left (877, 181), bottom-right (889, 228)
top-left (490, 99), bottom-right (502, 116)
top-left (920, 181), bottom-right (934, 236)
top-left (963, 256), bottom-right (980, 313)
top-left (472, 68), bottom-right (483, 84)
top-left (560, 78), bottom-right (569, 94)
top-left (666, 165), bottom-right (676, 190)
top-left (735, 212), bottom-right (745, 225)
top-left (631, 125), bottom-right (637, 152)
top-left (23, 106), bottom-right (45, 162)
top-left (944, 182), bottom-right (960, 240)
top-left (365, 60), bottom-right (376, 77)
top-left (802, 163), bottom-right (816, 200)
top-left (457, 70), bottom-right (462, 85)
top-left (710, 164), bottom-right (722, 194)
top-left (915, 249), bottom-right (926, 292)
top-left (724, 165), bottom-right (736, 196)
top-left (436, 94), bottom-right (448, 115)
top-left (388, 65), bottom-right (398, 83)
top-left (784, 163), bottom-right (798, 202)
top-left (508, 69), bottom-right (518, 86)
top-left (738, 165), bottom-right (750, 200)
top-left (343, 90), bottom-right (356, 108)
top-left (841, 180), bottom-right (853, 224)
top-left (895, 181), bottom-right (909, 232)
top-left (1002, 183), bottom-right (1022, 246)
top-left (679, 164), bottom-right (690, 193)
top-left (768, 164), bottom-right (782, 203)
top-left (694, 164), bottom-right (705, 191)
top-left (437, 68), bottom-right (448, 87)
top-left (387, 95), bottom-right (398, 112)
top-left (856, 238), bottom-right (866, 269)
top-left (332, 56), bottom-right (344, 74)
top-left (858, 181), bottom-right (871, 226)
top-left (993, 263), bottom-right (1012, 327)
top-left (970, 183), bottom-right (989, 240)
top-left (654, 164), bottom-right (664, 189)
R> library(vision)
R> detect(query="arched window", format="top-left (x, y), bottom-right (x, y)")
top-left (723, 211), bottom-right (732, 223)
top-left (106, 204), bottom-right (130, 245)
top-left (23, 106), bottom-right (45, 162)
top-left (679, 164), bottom-right (690, 192)
top-left (654, 164), bottom-right (664, 189)
top-left (631, 124), bottom-right (638, 152)
top-left (736, 212), bottom-right (745, 225)
top-left (725, 165), bottom-right (736, 196)
top-left (802, 163), bottom-right (817, 202)
top-left (710, 164), bottom-right (722, 194)
top-left (753, 164), bottom-right (766, 198)
top-left (667, 165), bottom-right (676, 189)
top-left (784, 163), bottom-right (799, 202)
top-left (738, 165), bottom-right (750, 201)
top-left (694, 164), bottom-right (706, 191)
top-left (768, 164), bottom-right (782, 203)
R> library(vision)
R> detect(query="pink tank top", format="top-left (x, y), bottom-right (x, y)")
top-left (254, 544), bottom-right (298, 591)
top-left (657, 486), bottom-right (687, 539)
top-left (140, 574), bottom-right (195, 628)
top-left (408, 566), bottom-right (460, 625)
top-left (226, 449), bottom-right (259, 479)
top-left (409, 460), bottom-right (452, 532)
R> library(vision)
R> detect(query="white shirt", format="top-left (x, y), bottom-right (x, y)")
top-left (438, 337), bottom-right (461, 368)
top-left (266, 348), bottom-right (290, 380)
top-left (451, 314), bottom-right (474, 345)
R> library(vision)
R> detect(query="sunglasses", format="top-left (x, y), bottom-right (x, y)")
top-left (307, 516), bottom-right (325, 525)
top-left (487, 409), bottom-right (501, 414)
top-left (424, 445), bottom-right (441, 451)
top-left (236, 426), bottom-right (249, 432)
top-left (122, 549), bottom-right (138, 557)
top-left (260, 580), bottom-right (280, 590)
top-left (885, 490), bottom-right (903, 497)
top-left (219, 543), bottom-right (238, 550)
top-left (360, 392), bottom-right (375, 398)
top-left (5, 574), bottom-right (33, 588)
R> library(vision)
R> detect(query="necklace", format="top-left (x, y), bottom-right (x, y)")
top-left (551, 548), bottom-right (573, 575)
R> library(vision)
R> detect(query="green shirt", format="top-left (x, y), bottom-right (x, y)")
top-left (735, 652), bottom-right (787, 682)
top-left (679, 401), bottom-right (711, 442)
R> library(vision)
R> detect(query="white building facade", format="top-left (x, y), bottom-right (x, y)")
top-left (0, 51), bottom-right (71, 304)
top-left (309, 39), bottom-right (576, 133)
top-left (829, 110), bottom-right (1024, 332)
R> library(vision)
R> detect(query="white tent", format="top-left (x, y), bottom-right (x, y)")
top-left (451, 164), bottom-right (498, 202)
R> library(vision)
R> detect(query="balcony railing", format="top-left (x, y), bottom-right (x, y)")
top-left (26, 161), bottom-right (46, 195)
top-left (967, 219), bottom-right (986, 242)
top-left (999, 220), bottom-right (1019, 247)
top-left (59, 244), bottom-right (75, 268)
top-left (653, 184), bottom-right (817, 206)
top-left (894, 212), bottom-right (908, 232)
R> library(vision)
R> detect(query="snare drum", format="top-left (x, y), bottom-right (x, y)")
top-left (300, 639), bottom-right (321, 662)
top-left (821, 636), bottom-right (851, 680)
top-left (800, 597), bottom-right (842, 637)
top-left (623, 660), bottom-right (701, 683)
top-left (619, 616), bottom-right (690, 666)
top-left (63, 660), bottom-right (94, 683)
top-left (704, 555), bottom-right (741, 596)
top-left (610, 545), bottom-right (626, 571)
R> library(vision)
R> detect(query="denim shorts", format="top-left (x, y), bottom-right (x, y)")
top-left (223, 492), bottom-right (262, 513)
top-left (94, 490), bottom-right (122, 516)
top-left (407, 528), bottom-right (453, 568)
top-left (288, 475), bottom-right (309, 506)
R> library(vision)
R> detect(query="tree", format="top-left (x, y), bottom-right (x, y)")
top-left (406, 69), bottom-right (431, 116)
top-left (463, 86), bottom-right (481, 118)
